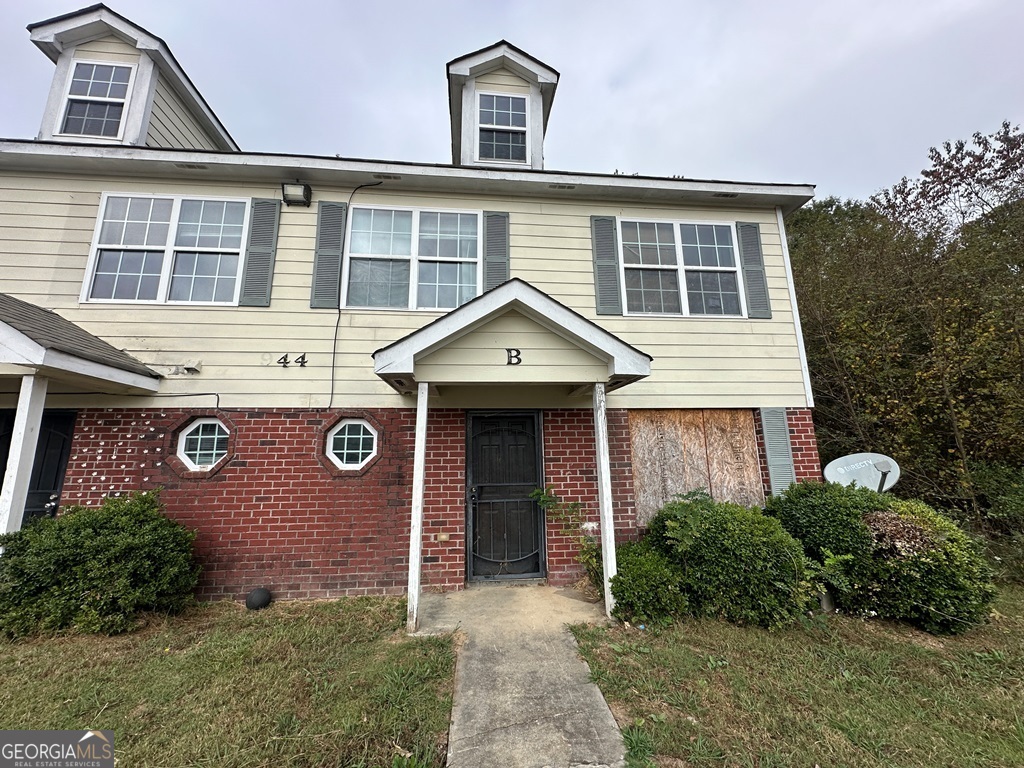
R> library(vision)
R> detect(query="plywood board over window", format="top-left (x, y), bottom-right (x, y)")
top-left (629, 409), bottom-right (765, 526)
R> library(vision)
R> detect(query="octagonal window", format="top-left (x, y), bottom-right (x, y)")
top-left (327, 419), bottom-right (378, 470)
top-left (177, 418), bottom-right (229, 470)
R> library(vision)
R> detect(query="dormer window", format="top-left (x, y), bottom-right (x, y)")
top-left (58, 61), bottom-right (134, 139)
top-left (478, 93), bottom-right (527, 163)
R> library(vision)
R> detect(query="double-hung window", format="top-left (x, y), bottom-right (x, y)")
top-left (85, 194), bottom-right (250, 304)
top-left (478, 93), bottom-right (527, 162)
top-left (620, 220), bottom-right (745, 316)
top-left (344, 206), bottom-right (480, 310)
top-left (58, 61), bottom-right (135, 139)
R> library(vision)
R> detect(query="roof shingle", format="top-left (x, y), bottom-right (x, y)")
top-left (0, 293), bottom-right (159, 379)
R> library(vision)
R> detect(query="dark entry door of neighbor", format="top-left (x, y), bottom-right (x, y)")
top-left (467, 412), bottom-right (543, 579)
top-left (0, 410), bottom-right (76, 523)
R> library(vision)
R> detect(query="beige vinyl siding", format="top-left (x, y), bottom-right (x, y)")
top-left (72, 35), bottom-right (140, 65)
top-left (0, 172), bottom-right (808, 410)
top-left (145, 74), bottom-right (219, 150)
top-left (416, 311), bottom-right (608, 383)
top-left (475, 67), bottom-right (531, 94)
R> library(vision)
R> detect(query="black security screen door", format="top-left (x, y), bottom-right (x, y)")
top-left (0, 410), bottom-right (76, 523)
top-left (467, 412), bottom-right (544, 579)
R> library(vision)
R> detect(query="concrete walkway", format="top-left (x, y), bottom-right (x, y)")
top-left (417, 582), bottom-right (626, 768)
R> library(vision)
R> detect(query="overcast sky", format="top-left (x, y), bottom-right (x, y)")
top-left (1, 0), bottom-right (1021, 202)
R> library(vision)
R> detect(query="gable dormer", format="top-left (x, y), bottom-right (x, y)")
top-left (28, 4), bottom-right (237, 151)
top-left (447, 41), bottom-right (558, 170)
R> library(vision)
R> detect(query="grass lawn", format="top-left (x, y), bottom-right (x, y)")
top-left (573, 585), bottom-right (1024, 768)
top-left (0, 597), bottom-right (454, 768)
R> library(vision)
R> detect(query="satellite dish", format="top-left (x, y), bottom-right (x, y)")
top-left (823, 452), bottom-right (900, 492)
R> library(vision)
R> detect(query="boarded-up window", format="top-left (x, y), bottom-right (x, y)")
top-left (629, 409), bottom-right (765, 526)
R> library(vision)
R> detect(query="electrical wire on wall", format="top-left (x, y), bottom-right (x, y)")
top-left (328, 181), bottom-right (383, 410)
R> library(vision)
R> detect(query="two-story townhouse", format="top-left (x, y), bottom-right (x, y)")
top-left (0, 4), bottom-right (820, 627)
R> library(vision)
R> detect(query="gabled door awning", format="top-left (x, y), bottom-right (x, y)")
top-left (0, 293), bottom-right (160, 394)
top-left (372, 279), bottom-right (651, 395)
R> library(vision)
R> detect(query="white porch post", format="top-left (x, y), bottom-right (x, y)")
top-left (593, 382), bottom-right (617, 618)
top-left (406, 381), bottom-right (430, 632)
top-left (0, 374), bottom-right (48, 534)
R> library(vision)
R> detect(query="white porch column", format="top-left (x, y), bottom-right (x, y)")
top-left (406, 381), bottom-right (430, 632)
top-left (593, 382), bottom-right (617, 618)
top-left (0, 374), bottom-right (48, 534)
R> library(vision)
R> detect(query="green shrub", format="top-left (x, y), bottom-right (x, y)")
top-left (863, 499), bottom-right (996, 634)
top-left (766, 482), bottom-right (996, 634)
top-left (645, 488), bottom-right (718, 557)
top-left (0, 490), bottom-right (199, 637)
top-left (764, 481), bottom-right (884, 569)
top-left (648, 491), bottom-right (812, 629)
top-left (610, 539), bottom-right (687, 625)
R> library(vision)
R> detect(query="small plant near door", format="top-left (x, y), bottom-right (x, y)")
top-left (530, 485), bottom-right (602, 589)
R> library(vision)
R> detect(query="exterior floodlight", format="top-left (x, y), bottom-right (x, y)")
top-left (281, 182), bottom-right (312, 206)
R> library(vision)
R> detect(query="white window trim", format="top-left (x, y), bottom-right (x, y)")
top-left (326, 418), bottom-right (379, 470)
top-left (474, 90), bottom-right (530, 166)
top-left (341, 204), bottom-right (483, 311)
top-left (176, 418), bottom-right (229, 471)
top-left (616, 217), bottom-right (749, 319)
top-left (81, 192), bottom-right (252, 306)
top-left (53, 59), bottom-right (138, 143)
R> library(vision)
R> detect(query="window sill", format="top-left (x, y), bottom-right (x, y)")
top-left (50, 133), bottom-right (127, 144)
top-left (79, 299), bottom-right (240, 307)
top-left (620, 312), bottom-right (750, 320)
top-left (333, 305), bottom-right (454, 314)
top-left (473, 158), bottom-right (529, 166)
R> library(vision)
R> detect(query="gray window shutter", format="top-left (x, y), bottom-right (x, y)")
top-left (591, 216), bottom-right (622, 315)
top-left (483, 211), bottom-right (510, 290)
top-left (238, 198), bottom-right (280, 307)
top-left (737, 222), bottom-right (771, 319)
top-left (311, 201), bottom-right (347, 308)
top-left (761, 407), bottom-right (796, 496)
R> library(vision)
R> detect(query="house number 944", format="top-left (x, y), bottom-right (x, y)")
top-left (262, 353), bottom-right (308, 368)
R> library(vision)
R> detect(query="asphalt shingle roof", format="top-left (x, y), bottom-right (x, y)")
top-left (0, 293), bottom-right (159, 379)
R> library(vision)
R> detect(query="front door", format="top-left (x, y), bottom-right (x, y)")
top-left (467, 411), bottom-right (543, 579)
top-left (0, 410), bottom-right (77, 524)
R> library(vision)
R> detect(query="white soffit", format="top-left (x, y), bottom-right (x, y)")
top-left (372, 279), bottom-right (651, 393)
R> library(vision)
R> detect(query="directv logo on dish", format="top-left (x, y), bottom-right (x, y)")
top-left (0, 730), bottom-right (114, 768)
top-left (835, 459), bottom-right (874, 474)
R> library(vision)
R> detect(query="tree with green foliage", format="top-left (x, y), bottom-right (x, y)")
top-left (788, 123), bottom-right (1024, 530)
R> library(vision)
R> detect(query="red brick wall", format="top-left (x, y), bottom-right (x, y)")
top-left (786, 408), bottom-right (822, 482)
top-left (754, 407), bottom-right (822, 497)
top-left (56, 405), bottom-right (690, 600)
top-left (62, 408), bottom-right (431, 601)
top-left (541, 409), bottom-right (636, 586)
top-left (420, 410), bottom-right (466, 590)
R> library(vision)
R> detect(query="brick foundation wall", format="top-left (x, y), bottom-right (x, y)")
top-left (754, 407), bottom-right (823, 497)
